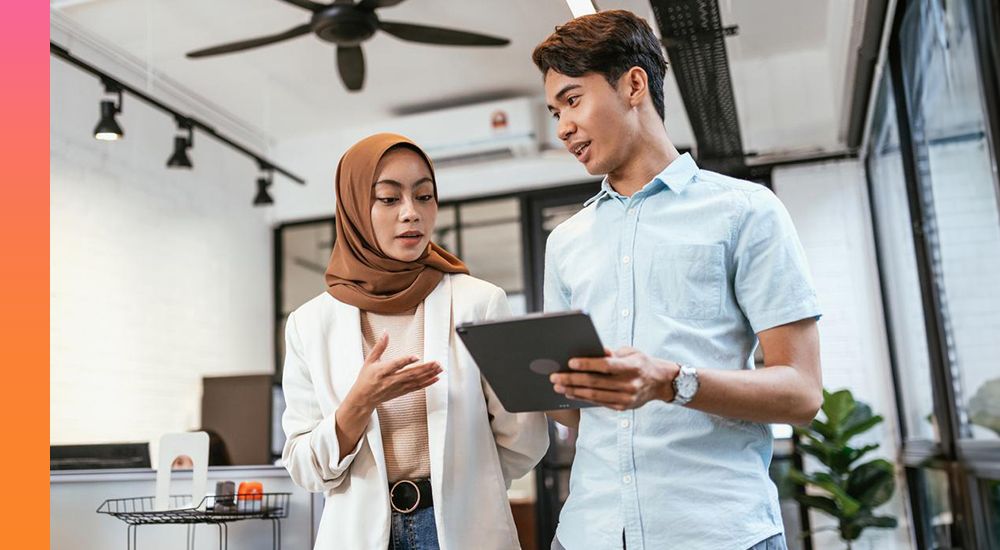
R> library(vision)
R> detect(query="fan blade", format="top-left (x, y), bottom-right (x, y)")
top-left (337, 46), bottom-right (365, 91)
top-left (358, 0), bottom-right (406, 10)
top-left (276, 0), bottom-right (327, 11)
top-left (186, 24), bottom-right (312, 58)
top-left (378, 21), bottom-right (509, 46)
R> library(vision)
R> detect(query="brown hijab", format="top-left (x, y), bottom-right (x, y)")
top-left (325, 133), bottom-right (468, 314)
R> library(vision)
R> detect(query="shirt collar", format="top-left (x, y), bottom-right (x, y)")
top-left (583, 153), bottom-right (699, 207)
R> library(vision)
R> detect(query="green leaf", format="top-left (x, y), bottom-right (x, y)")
top-left (847, 459), bottom-right (896, 507)
top-left (842, 401), bottom-right (873, 428)
top-left (788, 468), bottom-right (810, 486)
top-left (841, 512), bottom-right (898, 541)
top-left (849, 443), bottom-right (881, 466)
top-left (809, 471), bottom-right (838, 484)
top-left (805, 472), bottom-right (862, 517)
top-left (808, 418), bottom-right (837, 440)
top-left (836, 404), bottom-right (872, 446)
top-left (842, 414), bottom-right (884, 443)
top-left (799, 442), bottom-right (831, 464)
top-left (827, 443), bottom-right (881, 474)
top-left (822, 389), bottom-right (856, 429)
top-left (794, 494), bottom-right (841, 519)
top-left (840, 521), bottom-right (863, 541)
top-left (806, 434), bottom-right (837, 453)
top-left (857, 515), bottom-right (898, 529)
top-left (800, 430), bottom-right (827, 447)
top-left (840, 521), bottom-right (863, 542)
top-left (827, 445), bottom-right (862, 475)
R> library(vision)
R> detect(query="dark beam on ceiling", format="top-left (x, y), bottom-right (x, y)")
top-left (649, 0), bottom-right (746, 175)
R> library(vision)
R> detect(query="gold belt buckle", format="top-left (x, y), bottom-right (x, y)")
top-left (389, 479), bottom-right (420, 514)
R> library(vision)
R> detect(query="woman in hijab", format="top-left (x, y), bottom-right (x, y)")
top-left (281, 133), bottom-right (549, 550)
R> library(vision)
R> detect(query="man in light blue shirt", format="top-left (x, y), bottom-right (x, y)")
top-left (532, 10), bottom-right (823, 550)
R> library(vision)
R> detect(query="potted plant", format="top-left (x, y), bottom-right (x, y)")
top-left (790, 388), bottom-right (898, 548)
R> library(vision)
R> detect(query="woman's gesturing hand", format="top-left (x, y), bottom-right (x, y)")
top-left (335, 332), bottom-right (441, 460)
top-left (348, 332), bottom-right (442, 412)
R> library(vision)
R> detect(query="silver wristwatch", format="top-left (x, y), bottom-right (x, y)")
top-left (671, 364), bottom-right (699, 406)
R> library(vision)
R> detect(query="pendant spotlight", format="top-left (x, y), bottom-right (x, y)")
top-left (253, 166), bottom-right (275, 207)
top-left (166, 118), bottom-right (194, 169)
top-left (93, 80), bottom-right (124, 141)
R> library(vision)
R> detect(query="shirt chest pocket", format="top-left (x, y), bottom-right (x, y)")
top-left (648, 244), bottom-right (725, 320)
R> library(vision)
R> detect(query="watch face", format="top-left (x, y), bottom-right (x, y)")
top-left (677, 374), bottom-right (697, 397)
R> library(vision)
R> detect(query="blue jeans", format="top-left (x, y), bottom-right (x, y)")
top-left (389, 506), bottom-right (439, 550)
top-left (748, 534), bottom-right (788, 550)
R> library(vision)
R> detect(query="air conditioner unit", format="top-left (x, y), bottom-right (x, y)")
top-left (388, 97), bottom-right (555, 167)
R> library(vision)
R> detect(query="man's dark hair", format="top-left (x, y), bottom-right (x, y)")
top-left (532, 10), bottom-right (668, 120)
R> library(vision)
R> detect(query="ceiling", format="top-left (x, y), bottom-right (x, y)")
top-left (51, 0), bottom-right (863, 160)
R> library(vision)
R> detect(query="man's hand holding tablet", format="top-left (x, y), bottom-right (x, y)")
top-left (550, 346), bottom-right (681, 411)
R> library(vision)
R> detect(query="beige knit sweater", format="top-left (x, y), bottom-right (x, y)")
top-left (360, 302), bottom-right (431, 483)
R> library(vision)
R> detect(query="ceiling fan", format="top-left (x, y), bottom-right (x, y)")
top-left (186, 0), bottom-right (510, 92)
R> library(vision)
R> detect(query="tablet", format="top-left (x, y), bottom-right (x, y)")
top-left (456, 310), bottom-right (604, 412)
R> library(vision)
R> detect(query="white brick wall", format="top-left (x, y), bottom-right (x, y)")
top-left (773, 159), bottom-right (914, 550)
top-left (50, 57), bottom-right (275, 446)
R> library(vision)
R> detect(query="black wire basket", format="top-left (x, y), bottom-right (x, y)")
top-left (97, 493), bottom-right (290, 525)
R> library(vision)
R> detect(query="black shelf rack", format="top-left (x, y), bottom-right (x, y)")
top-left (97, 493), bottom-right (290, 550)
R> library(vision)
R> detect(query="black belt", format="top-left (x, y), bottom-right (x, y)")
top-left (389, 478), bottom-right (433, 514)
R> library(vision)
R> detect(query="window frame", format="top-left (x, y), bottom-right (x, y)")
top-left (865, 0), bottom-right (1000, 547)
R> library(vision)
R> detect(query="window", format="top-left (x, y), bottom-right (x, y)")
top-left (276, 219), bottom-right (335, 378)
top-left (984, 478), bottom-right (1000, 548)
top-left (911, 468), bottom-right (956, 549)
top-left (869, 0), bottom-right (1000, 547)
top-left (457, 198), bottom-right (527, 314)
top-left (898, 0), bottom-right (1000, 441)
top-left (868, 72), bottom-right (939, 441)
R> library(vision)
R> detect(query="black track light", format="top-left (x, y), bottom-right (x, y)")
top-left (253, 169), bottom-right (274, 207)
top-left (54, 42), bottom-right (305, 188)
top-left (166, 119), bottom-right (194, 169)
top-left (93, 82), bottom-right (124, 141)
top-left (166, 136), bottom-right (192, 168)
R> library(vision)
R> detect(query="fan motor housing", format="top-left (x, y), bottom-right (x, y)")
top-left (312, 6), bottom-right (379, 46)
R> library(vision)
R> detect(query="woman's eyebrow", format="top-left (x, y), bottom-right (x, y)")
top-left (373, 177), bottom-right (434, 187)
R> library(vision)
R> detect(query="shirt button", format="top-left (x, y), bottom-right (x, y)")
top-left (621, 308), bottom-right (630, 317)
top-left (623, 474), bottom-right (632, 484)
top-left (620, 419), bottom-right (630, 428)
top-left (622, 256), bottom-right (631, 264)
top-left (627, 208), bottom-right (636, 216)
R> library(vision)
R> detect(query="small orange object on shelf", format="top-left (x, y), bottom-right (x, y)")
top-left (237, 481), bottom-right (263, 501)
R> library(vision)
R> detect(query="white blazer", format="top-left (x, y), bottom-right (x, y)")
top-left (281, 274), bottom-right (550, 550)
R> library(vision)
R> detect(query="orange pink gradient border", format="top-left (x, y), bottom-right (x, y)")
top-left (3, 3), bottom-right (49, 548)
